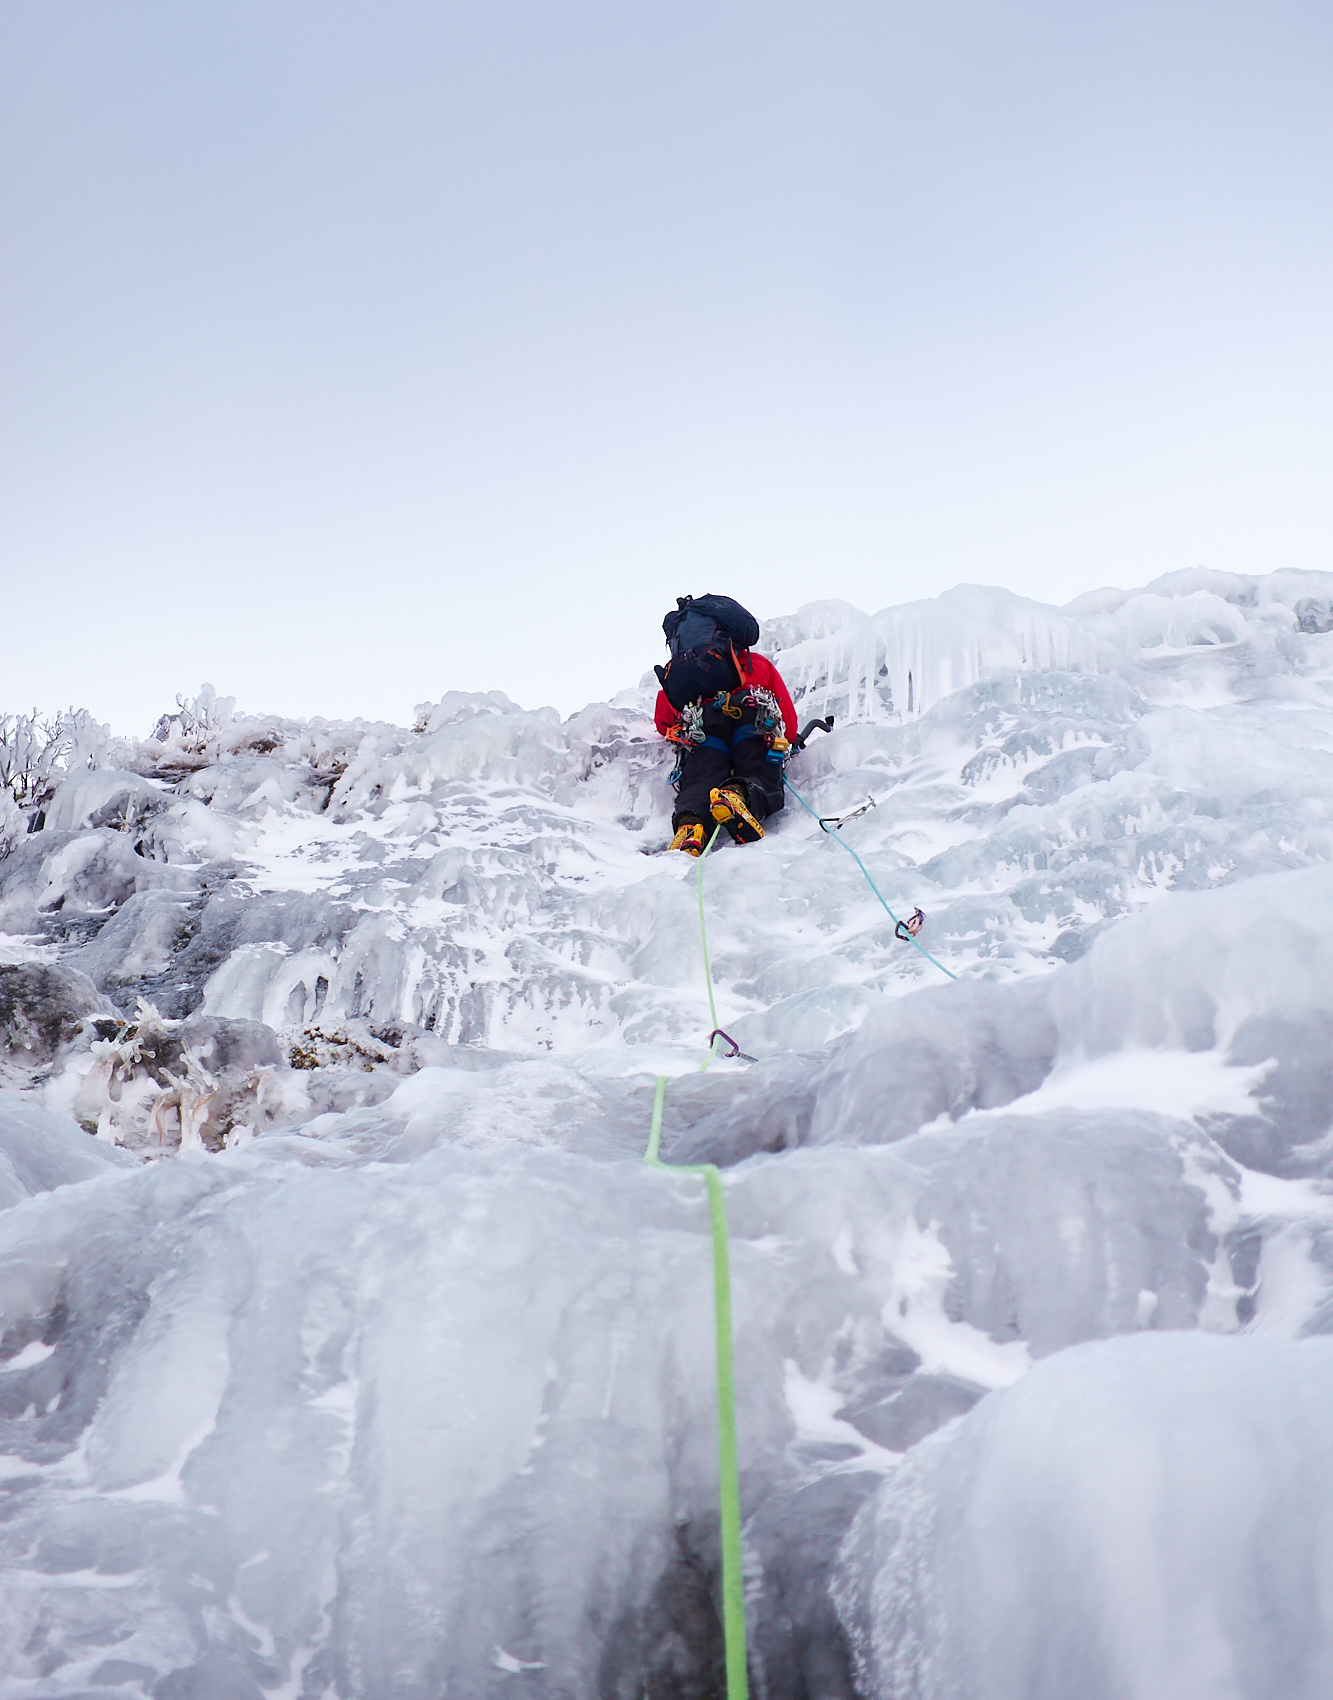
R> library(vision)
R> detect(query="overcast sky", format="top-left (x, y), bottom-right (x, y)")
top-left (3, 1), bottom-right (1330, 734)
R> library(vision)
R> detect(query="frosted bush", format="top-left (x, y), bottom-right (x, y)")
top-left (0, 789), bottom-right (20, 861)
top-left (149, 682), bottom-right (239, 753)
top-left (145, 683), bottom-right (294, 770)
top-left (0, 707), bottom-right (111, 819)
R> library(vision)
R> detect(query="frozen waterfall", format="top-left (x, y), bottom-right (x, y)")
top-left (5, 570), bottom-right (1333, 1698)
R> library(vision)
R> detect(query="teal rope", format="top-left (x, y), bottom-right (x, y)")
top-left (783, 775), bottom-right (958, 982)
top-left (642, 821), bottom-right (748, 1698)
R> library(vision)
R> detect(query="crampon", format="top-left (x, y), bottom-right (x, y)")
top-left (710, 785), bottom-right (764, 844)
top-left (669, 821), bottom-right (707, 857)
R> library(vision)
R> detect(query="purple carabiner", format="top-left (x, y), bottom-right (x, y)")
top-left (707, 1028), bottom-right (757, 1063)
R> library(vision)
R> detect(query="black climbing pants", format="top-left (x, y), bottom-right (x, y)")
top-left (672, 696), bottom-right (786, 828)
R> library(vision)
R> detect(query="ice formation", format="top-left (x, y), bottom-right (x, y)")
top-left (4, 569), bottom-right (1333, 1697)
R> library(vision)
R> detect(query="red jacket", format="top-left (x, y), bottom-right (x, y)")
top-left (654, 651), bottom-right (798, 742)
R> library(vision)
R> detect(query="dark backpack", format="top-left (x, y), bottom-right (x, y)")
top-left (655, 595), bottom-right (761, 712)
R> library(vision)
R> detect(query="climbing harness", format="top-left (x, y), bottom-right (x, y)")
top-left (784, 776), bottom-right (958, 982)
top-left (643, 821), bottom-right (749, 1699)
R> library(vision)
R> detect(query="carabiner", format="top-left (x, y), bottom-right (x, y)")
top-left (708, 1028), bottom-right (757, 1063)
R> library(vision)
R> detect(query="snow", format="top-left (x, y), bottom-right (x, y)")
top-left (4, 569), bottom-right (1333, 1694)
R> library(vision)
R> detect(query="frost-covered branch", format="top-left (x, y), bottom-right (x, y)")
top-left (150, 683), bottom-right (240, 755)
top-left (0, 707), bottom-right (110, 810)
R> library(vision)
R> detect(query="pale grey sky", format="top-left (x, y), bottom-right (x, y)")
top-left (3, 1), bottom-right (1330, 734)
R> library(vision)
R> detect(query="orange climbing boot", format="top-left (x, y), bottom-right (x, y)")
top-left (670, 821), bottom-right (706, 856)
top-left (710, 785), bottom-right (765, 844)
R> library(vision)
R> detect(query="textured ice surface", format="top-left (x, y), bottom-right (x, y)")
top-left (3, 1105), bottom-right (1301, 1699)
top-left (0, 1096), bottom-right (135, 1207)
top-left (5, 570), bottom-right (1333, 1695)
top-left (835, 1333), bottom-right (1333, 1700)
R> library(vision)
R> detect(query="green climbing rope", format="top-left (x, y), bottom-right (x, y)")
top-left (642, 821), bottom-right (748, 1699)
top-left (640, 770), bottom-right (952, 1697)
top-left (783, 775), bottom-right (958, 981)
top-left (643, 773), bottom-right (951, 1694)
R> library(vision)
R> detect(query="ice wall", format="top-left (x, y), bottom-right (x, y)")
top-left (4, 1089), bottom-right (1314, 1699)
top-left (8, 567), bottom-right (1333, 1108)
top-left (4, 568), bottom-right (1333, 1697)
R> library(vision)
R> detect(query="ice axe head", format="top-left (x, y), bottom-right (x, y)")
top-left (791, 715), bottom-right (835, 752)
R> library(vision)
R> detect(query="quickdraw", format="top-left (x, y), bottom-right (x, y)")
top-left (784, 777), bottom-right (958, 980)
top-left (708, 1027), bottom-right (757, 1064)
top-left (816, 804), bottom-right (926, 939)
top-left (818, 796), bottom-right (877, 833)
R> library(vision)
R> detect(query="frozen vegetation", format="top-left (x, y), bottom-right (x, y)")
top-left (4, 569), bottom-right (1333, 1696)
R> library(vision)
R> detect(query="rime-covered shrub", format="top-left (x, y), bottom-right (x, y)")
top-left (0, 707), bottom-right (112, 830)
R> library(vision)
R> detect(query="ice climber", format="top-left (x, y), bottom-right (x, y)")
top-left (654, 593), bottom-right (798, 855)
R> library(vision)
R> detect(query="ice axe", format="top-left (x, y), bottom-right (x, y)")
top-left (790, 715), bottom-right (835, 752)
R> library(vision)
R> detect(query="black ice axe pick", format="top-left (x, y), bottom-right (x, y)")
top-left (791, 715), bottom-right (835, 752)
